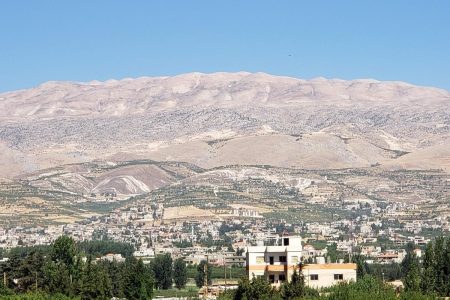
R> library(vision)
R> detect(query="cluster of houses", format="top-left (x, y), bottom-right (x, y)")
top-left (0, 194), bottom-right (446, 294)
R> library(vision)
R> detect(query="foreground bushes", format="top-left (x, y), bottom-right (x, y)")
top-left (218, 275), bottom-right (436, 300)
top-left (0, 292), bottom-right (78, 300)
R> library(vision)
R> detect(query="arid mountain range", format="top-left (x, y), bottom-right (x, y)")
top-left (0, 72), bottom-right (449, 192)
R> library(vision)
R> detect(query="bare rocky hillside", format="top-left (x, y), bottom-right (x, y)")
top-left (0, 72), bottom-right (449, 177)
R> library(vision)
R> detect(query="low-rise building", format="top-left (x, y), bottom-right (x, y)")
top-left (99, 253), bottom-right (125, 263)
top-left (302, 263), bottom-right (357, 289)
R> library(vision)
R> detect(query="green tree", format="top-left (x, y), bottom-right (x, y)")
top-left (123, 257), bottom-right (153, 299)
top-left (433, 237), bottom-right (446, 296)
top-left (421, 242), bottom-right (436, 295)
top-left (100, 260), bottom-right (125, 298)
top-left (351, 254), bottom-right (368, 279)
top-left (195, 260), bottom-right (212, 288)
top-left (0, 278), bottom-right (13, 296)
top-left (327, 243), bottom-right (338, 263)
top-left (444, 237), bottom-right (450, 296)
top-left (77, 240), bottom-right (135, 257)
top-left (233, 277), bottom-right (250, 300)
top-left (401, 242), bottom-right (415, 278)
top-left (70, 255), bottom-right (84, 296)
top-left (151, 253), bottom-right (172, 290)
top-left (14, 249), bottom-right (45, 293)
top-left (281, 269), bottom-right (306, 300)
top-left (233, 276), bottom-right (279, 300)
top-left (326, 275), bottom-right (397, 300)
top-left (51, 236), bottom-right (77, 269)
top-left (43, 260), bottom-right (71, 295)
top-left (173, 258), bottom-right (187, 289)
top-left (43, 236), bottom-right (78, 296)
top-left (235, 247), bottom-right (244, 256)
top-left (80, 256), bottom-right (112, 300)
top-left (404, 255), bottom-right (421, 292)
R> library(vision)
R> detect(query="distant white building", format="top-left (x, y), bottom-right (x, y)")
top-left (133, 248), bottom-right (155, 258)
top-left (413, 248), bottom-right (422, 258)
top-left (232, 208), bottom-right (262, 218)
top-left (99, 253), bottom-right (125, 263)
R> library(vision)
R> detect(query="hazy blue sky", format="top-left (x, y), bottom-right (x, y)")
top-left (1, 1), bottom-right (450, 92)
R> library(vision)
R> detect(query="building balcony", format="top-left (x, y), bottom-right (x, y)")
top-left (266, 265), bottom-right (286, 272)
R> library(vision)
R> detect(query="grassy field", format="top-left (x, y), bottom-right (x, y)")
top-left (153, 286), bottom-right (199, 298)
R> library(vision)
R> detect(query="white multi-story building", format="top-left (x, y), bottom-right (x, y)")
top-left (246, 235), bottom-right (303, 286)
top-left (246, 234), bottom-right (357, 288)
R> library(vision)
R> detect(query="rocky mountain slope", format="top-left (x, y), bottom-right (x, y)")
top-left (1, 72), bottom-right (448, 119)
top-left (0, 72), bottom-right (449, 178)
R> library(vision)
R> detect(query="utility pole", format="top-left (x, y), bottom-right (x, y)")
top-left (3, 272), bottom-right (6, 288)
top-left (204, 255), bottom-right (208, 300)
top-left (224, 259), bottom-right (227, 292)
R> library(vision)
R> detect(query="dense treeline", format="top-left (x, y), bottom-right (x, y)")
top-left (3, 236), bottom-right (450, 299)
top-left (405, 236), bottom-right (450, 296)
top-left (0, 236), bottom-right (153, 300)
top-left (351, 238), bottom-right (450, 297)
top-left (350, 238), bottom-right (450, 297)
top-left (0, 237), bottom-right (191, 299)
top-left (350, 254), bottom-right (402, 281)
top-left (1, 238), bottom-right (134, 261)
top-left (77, 240), bottom-right (134, 258)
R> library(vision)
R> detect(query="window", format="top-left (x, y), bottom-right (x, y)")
top-left (291, 256), bottom-right (298, 264)
top-left (310, 274), bottom-right (319, 281)
top-left (334, 274), bottom-right (344, 280)
top-left (269, 275), bottom-right (275, 283)
top-left (279, 274), bottom-right (286, 282)
top-left (283, 238), bottom-right (290, 246)
top-left (256, 256), bottom-right (264, 264)
top-left (269, 256), bottom-right (274, 265)
top-left (279, 256), bottom-right (287, 263)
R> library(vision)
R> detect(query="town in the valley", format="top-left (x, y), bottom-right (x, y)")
top-left (1, 177), bottom-right (449, 297)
